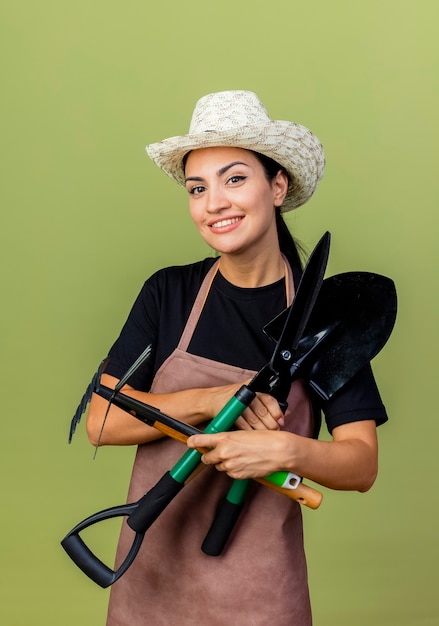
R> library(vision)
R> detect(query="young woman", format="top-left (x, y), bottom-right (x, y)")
top-left (86, 91), bottom-right (387, 625)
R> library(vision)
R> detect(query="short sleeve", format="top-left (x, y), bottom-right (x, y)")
top-left (105, 279), bottom-right (161, 390)
top-left (320, 363), bottom-right (388, 434)
top-left (102, 259), bottom-right (216, 390)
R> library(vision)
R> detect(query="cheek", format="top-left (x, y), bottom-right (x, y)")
top-left (188, 201), bottom-right (203, 229)
top-left (188, 199), bottom-right (197, 221)
top-left (256, 188), bottom-right (277, 219)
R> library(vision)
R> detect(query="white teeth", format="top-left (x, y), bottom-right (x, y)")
top-left (211, 217), bottom-right (241, 228)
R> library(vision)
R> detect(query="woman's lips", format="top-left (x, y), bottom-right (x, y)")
top-left (209, 216), bottom-right (243, 230)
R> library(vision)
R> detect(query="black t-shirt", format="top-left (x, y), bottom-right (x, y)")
top-left (106, 258), bottom-right (388, 434)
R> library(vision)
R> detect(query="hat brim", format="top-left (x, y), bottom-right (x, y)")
top-left (146, 120), bottom-right (325, 212)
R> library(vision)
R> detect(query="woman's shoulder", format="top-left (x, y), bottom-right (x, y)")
top-left (146, 257), bottom-right (218, 291)
top-left (146, 257), bottom-right (216, 284)
top-left (157, 257), bottom-right (217, 279)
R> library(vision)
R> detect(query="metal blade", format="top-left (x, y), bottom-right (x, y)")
top-left (270, 231), bottom-right (330, 370)
top-left (93, 344), bottom-right (153, 456)
top-left (304, 272), bottom-right (397, 399)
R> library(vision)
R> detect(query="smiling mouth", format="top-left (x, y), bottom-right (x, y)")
top-left (210, 217), bottom-right (242, 228)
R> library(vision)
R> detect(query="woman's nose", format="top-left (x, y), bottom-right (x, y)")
top-left (205, 186), bottom-right (231, 213)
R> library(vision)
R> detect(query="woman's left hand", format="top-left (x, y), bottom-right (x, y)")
top-left (188, 420), bottom-right (380, 492)
top-left (187, 430), bottom-right (289, 479)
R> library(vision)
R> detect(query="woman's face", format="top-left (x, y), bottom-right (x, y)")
top-left (184, 147), bottom-right (288, 258)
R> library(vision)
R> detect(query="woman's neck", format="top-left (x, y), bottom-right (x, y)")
top-left (217, 247), bottom-right (285, 288)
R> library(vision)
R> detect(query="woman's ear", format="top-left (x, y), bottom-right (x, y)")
top-left (273, 170), bottom-right (289, 207)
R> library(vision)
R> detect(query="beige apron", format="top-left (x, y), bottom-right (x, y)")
top-left (107, 261), bottom-right (314, 626)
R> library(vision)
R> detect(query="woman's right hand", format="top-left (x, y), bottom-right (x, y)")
top-left (86, 375), bottom-right (283, 447)
top-left (236, 391), bottom-right (285, 430)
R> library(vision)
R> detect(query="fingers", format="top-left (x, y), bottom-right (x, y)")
top-left (235, 393), bottom-right (284, 431)
top-left (187, 433), bottom-right (224, 467)
top-left (188, 433), bottom-right (246, 477)
top-left (188, 433), bottom-right (220, 451)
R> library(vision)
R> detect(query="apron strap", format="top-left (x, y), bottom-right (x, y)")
top-left (283, 254), bottom-right (294, 306)
top-left (178, 260), bottom-right (221, 352)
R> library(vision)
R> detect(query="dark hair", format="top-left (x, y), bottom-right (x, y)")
top-left (251, 152), bottom-right (304, 271)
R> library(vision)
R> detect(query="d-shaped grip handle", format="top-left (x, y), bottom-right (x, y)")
top-left (61, 472), bottom-right (184, 588)
top-left (61, 533), bottom-right (118, 588)
top-left (61, 501), bottom-right (140, 588)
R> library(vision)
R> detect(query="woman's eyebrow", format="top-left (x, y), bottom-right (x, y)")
top-left (217, 161), bottom-right (249, 176)
top-left (185, 161), bottom-right (249, 183)
top-left (185, 175), bottom-right (204, 183)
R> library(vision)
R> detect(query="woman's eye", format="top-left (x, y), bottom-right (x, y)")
top-left (189, 185), bottom-right (206, 195)
top-left (227, 175), bottom-right (246, 185)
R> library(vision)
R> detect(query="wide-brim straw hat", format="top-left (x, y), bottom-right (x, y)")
top-left (146, 90), bottom-right (325, 212)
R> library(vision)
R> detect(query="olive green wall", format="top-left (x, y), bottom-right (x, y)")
top-left (1, 1), bottom-right (437, 624)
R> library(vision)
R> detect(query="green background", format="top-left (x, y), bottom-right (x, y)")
top-left (1, 1), bottom-right (438, 624)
